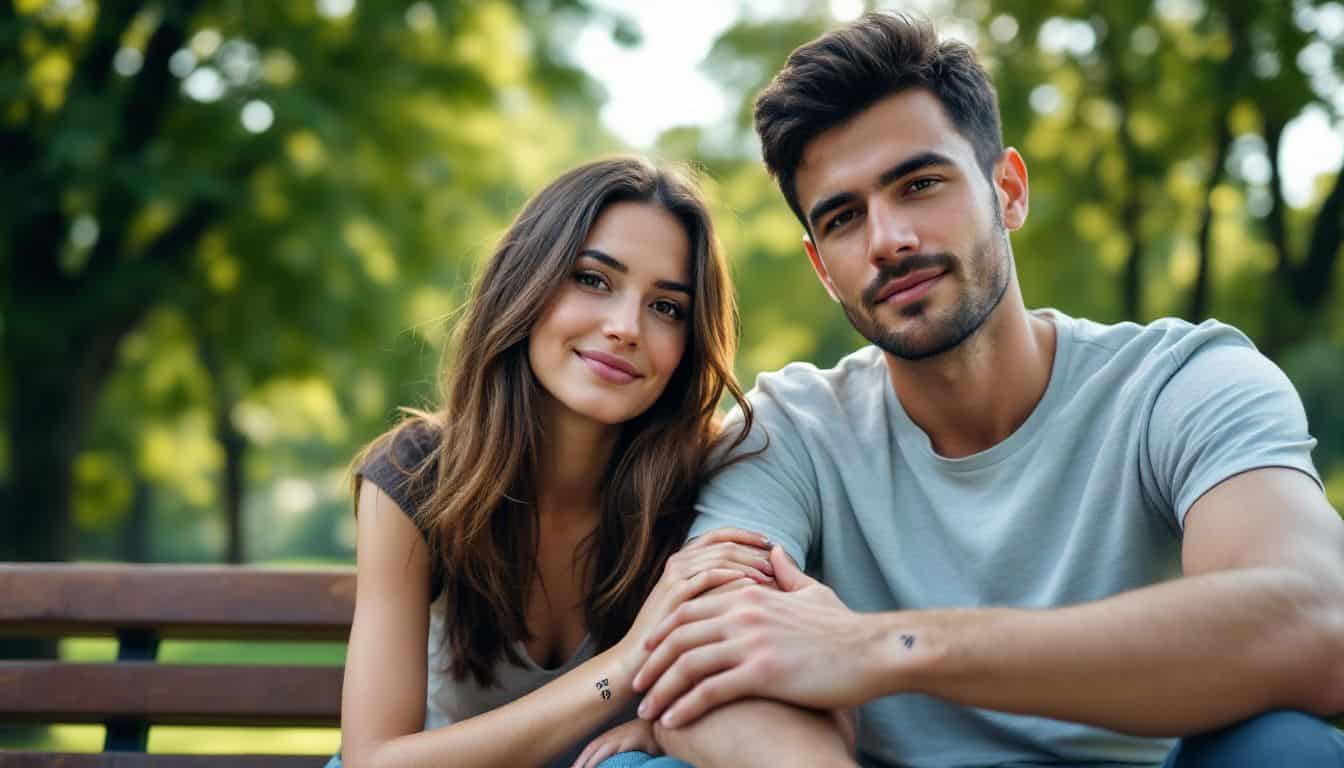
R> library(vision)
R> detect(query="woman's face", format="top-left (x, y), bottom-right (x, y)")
top-left (528, 201), bottom-right (693, 427)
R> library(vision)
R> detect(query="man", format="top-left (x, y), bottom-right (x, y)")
top-left (629, 12), bottom-right (1344, 768)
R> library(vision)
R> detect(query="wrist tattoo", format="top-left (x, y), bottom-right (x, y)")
top-left (596, 677), bottom-right (612, 701)
top-left (900, 634), bottom-right (915, 649)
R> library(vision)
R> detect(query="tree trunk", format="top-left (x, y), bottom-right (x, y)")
top-left (1261, 116), bottom-right (1344, 357)
top-left (1189, 117), bottom-right (1233, 322)
top-left (197, 332), bottom-right (248, 564)
top-left (1121, 195), bottom-right (1144, 321)
top-left (121, 479), bottom-right (154, 563)
top-left (1100, 23), bottom-right (1147, 321)
top-left (3, 343), bottom-right (87, 563)
top-left (1188, 9), bottom-right (1247, 323)
top-left (1261, 116), bottom-right (1293, 358)
top-left (221, 420), bottom-right (247, 565)
top-left (0, 331), bottom-right (93, 664)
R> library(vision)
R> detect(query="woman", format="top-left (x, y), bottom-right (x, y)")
top-left (334, 157), bottom-right (770, 768)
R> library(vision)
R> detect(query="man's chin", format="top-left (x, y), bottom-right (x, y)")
top-left (868, 319), bottom-right (978, 362)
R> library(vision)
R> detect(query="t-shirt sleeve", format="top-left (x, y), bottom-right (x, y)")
top-left (357, 422), bottom-right (440, 531)
top-left (355, 421), bottom-right (444, 597)
top-left (689, 383), bottom-right (822, 570)
top-left (1145, 341), bottom-right (1322, 529)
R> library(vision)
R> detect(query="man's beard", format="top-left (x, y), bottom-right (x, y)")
top-left (841, 226), bottom-right (1011, 361)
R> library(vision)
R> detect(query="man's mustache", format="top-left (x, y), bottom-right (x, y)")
top-left (862, 253), bottom-right (957, 307)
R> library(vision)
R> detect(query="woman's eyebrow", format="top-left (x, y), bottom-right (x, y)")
top-left (577, 249), bottom-right (627, 272)
top-left (578, 249), bottom-right (692, 295)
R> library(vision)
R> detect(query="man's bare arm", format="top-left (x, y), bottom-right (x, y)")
top-left (638, 468), bottom-right (1344, 737)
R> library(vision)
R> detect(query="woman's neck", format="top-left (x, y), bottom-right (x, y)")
top-left (535, 398), bottom-right (619, 524)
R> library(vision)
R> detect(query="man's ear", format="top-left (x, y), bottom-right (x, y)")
top-left (994, 147), bottom-right (1029, 231)
top-left (803, 235), bottom-right (841, 303)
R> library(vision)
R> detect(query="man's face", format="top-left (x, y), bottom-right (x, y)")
top-left (794, 89), bottom-right (1025, 361)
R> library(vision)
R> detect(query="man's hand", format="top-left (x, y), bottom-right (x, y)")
top-left (633, 546), bottom-right (895, 728)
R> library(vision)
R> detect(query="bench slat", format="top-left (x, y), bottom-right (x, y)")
top-left (0, 565), bottom-right (353, 641)
top-left (0, 663), bottom-right (342, 727)
top-left (0, 753), bottom-right (330, 767)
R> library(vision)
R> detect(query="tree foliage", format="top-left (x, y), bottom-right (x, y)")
top-left (3, 0), bottom-right (1342, 569)
top-left (1, 0), bottom-right (617, 563)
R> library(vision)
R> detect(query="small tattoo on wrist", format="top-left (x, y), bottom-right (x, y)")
top-left (596, 677), bottom-right (612, 701)
top-left (900, 634), bottom-right (915, 649)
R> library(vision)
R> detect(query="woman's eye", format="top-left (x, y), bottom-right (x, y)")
top-left (574, 271), bottom-right (608, 290)
top-left (651, 299), bottom-right (684, 320)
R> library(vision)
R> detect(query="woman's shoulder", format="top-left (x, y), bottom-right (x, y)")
top-left (357, 417), bottom-right (444, 522)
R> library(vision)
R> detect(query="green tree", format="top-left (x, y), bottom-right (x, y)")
top-left (0, 0), bottom-right (614, 569)
top-left (681, 1), bottom-right (1344, 379)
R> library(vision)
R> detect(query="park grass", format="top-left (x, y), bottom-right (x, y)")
top-left (0, 636), bottom-right (345, 754)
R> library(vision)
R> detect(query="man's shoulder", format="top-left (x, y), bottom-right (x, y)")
top-left (749, 345), bottom-right (888, 408)
top-left (1054, 311), bottom-right (1257, 374)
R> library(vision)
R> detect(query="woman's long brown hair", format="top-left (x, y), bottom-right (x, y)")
top-left (353, 157), bottom-right (752, 686)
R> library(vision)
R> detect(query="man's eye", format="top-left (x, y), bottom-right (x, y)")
top-left (909, 177), bottom-right (940, 193)
top-left (825, 209), bottom-right (858, 233)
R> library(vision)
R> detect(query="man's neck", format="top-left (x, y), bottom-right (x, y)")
top-left (884, 296), bottom-right (1056, 459)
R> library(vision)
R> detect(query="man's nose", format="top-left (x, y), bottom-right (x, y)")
top-left (866, 199), bottom-right (920, 265)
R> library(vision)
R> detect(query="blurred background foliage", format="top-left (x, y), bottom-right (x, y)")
top-left (2, 0), bottom-right (1343, 577)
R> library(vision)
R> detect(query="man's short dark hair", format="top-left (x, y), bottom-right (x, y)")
top-left (753, 12), bottom-right (1004, 230)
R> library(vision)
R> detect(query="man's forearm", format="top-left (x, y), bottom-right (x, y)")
top-left (881, 566), bottom-right (1343, 736)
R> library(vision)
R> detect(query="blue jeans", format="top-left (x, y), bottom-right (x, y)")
top-left (1160, 709), bottom-right (1344, 767)
top-left (596, 709), bottom-right (1344, 767)
top-left (595, 752), bottom-right (693, 768)
top-left (326, 711), bottom-right (1342, 767)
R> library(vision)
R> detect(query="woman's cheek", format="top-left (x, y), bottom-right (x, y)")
top-left (653, 327), bottom-right (688, 381)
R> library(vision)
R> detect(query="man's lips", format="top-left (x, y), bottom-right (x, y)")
top-left (874, 270), bottom-right (946, 306)
top-left (576, 350), bottom-right (643, 383)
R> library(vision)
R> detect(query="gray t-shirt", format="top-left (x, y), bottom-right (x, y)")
top-left (689, 310), bottom-right (1321, 768)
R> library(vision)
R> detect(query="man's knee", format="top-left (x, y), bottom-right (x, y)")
top-left (1165, 710), bottom-right (1344, 768)
top-left (653, 699), bottom-right (855, 768)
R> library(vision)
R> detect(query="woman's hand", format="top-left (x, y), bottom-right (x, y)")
top-left (615, 528), bottom-right (774, 677)
top-left (571, 718), bottom-right (659, 768)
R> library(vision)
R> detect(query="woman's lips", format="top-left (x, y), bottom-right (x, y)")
top-left (576, 351), bottom-right (641, 384)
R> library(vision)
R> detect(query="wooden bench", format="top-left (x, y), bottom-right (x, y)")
top-left (0, 563), bottom-right (355, 767)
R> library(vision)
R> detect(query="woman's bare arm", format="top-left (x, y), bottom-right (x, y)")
top-left (340, 480), bottom-right (773, 768)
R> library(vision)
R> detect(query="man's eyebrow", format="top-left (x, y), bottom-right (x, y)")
top-left (805, 151), bottom-right (960, 231)
top-left (577, 249), bottom-right (693, 295)
top-left (806, 192), bottom-right (857, 233)
top-left (876, 151), bottom-right (957, 188)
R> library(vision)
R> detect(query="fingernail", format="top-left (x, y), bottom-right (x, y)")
top-left (638, 701), bottom-right (649, 718)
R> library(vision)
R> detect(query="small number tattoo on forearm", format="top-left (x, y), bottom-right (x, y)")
top-left (596, 678), bottom-right (612, 701)
top-left (900, 634), bottom-right (915, 649)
